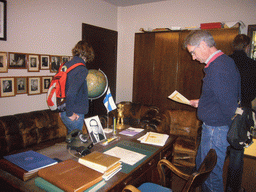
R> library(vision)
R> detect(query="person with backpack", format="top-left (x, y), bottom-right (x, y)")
top-left (60, 40), bottom-right (94, 133)
top-left (226, 34), bottom-right (256, 192)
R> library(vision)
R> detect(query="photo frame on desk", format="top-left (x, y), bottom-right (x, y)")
top-left (84, 115), bottom-right (106, 144)
top-left (0, 77), bottom-right (15, 97)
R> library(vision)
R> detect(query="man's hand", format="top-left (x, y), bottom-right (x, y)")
top-left (190, 99), bottom-right (199, 108)
top-left (69, 113), bottom-right (79, 121)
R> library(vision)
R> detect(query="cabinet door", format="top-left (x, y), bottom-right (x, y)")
top-left (152, 32), bottom-right (180, 111)
top-left (133, 33), bottom-right (155, 104)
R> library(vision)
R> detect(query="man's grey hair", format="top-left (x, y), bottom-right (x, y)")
top-left (183, 30), bottom-right (216, 48)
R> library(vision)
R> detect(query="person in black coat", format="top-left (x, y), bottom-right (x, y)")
top-left (226, 34), bottom-right (256, 192)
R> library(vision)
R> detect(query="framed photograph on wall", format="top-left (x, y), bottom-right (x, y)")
top-left (40, 55), bottom-right (50, 70)
top-left (27, 54), bottom-right (39, 72)
top-left (62, 56), bottom-right (69, 63)
top-left (8, 52), bottom-right (27, 69)
top-left (0, 0), bottom-right (7, 41)
top-left (28, 76), bottom-right (41, 95)
top-left (41, 76), bottom-right (52, 93)
top-left (0, 77), bottom-right (15, 97)
top-left (0, 52), bottom-right (7, 72)
top-left (84, 115), bottom-right (106, 144)
top-left (50, 55), bottom-right (61, 73)
top-left (16, 77), bottom-right (27, 94)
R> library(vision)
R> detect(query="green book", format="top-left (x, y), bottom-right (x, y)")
top-left (35, 177), bottom-right (106, 192)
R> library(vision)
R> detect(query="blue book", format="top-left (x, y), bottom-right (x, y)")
top-left (35, 177), bottom-right (106, 192)
top-left (4, 150), bottom-right (58, 172)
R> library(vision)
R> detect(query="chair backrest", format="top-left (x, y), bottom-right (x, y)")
top-left (182, 148), bottom-right (217, 192)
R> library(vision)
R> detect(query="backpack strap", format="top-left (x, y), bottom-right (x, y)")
top-left (66, 63), bottom-right (85, 73)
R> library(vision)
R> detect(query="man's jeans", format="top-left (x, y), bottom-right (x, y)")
top-left (196, 123), bottom-right (229, 192)
top-left (60, 112), bottom-right (84, 134)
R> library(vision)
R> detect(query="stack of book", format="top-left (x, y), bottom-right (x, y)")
top-left (37, 159), bottom-right (104, 192)
top-left (1, 150), bottom-right (58, 181)
top-left (78, 151), bottom-right (122, 181)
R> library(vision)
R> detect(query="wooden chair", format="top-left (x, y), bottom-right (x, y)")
top-left (122, 149), bottom-right (217, 192)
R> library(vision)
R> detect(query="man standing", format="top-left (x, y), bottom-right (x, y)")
top-left (226, 34), bottom-right (256, 192)
top-left (184, 30), bottom-right (240, 191)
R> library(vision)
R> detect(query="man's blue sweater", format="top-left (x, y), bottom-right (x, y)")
top-left (65, 56), bottom-right (89, 117)
top-left (197, 53), bottom-right (240, 126)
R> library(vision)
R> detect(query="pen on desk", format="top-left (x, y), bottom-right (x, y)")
top-left (113, 117), bottom-right (116, 135)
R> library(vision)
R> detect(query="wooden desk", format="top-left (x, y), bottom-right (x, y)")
top-left (0, 130), bottom-right (177, 192)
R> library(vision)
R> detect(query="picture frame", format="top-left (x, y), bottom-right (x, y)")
top-left (84, 115), bottom-right (107, 144)
top-left (27, 54), bottom-right (40, 72)
top-left (15, 77), bottom-right (27, 94)
top-left (0, 77), bottom-right (15, 97)
top-left (8, 52), bottom-right (27, 69)
top-left (41, 76), bottom-right (52, 93)
top-left (0, 52), bottom-right (7, 72)
top-left (50, 55), bottom-right (61, 73)
top-left (247, 25), bottom-right (256, 60)
top-left (62, 56), bottom-right (70, 63)
top-left (0, 0), bottom-right (7, 41)
top-left (40, 55), bottom-right (50, 70)
top-left (28, 76), bottom-right (41, 95)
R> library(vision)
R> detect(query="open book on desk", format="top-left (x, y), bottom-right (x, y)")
top-left (138, 132), bottom-right (169, 146)
top-left (168, 90), bottom-right (190, 105)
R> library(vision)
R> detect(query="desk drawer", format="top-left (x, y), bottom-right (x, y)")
top-left (123, 157), bottom-right (159, 186)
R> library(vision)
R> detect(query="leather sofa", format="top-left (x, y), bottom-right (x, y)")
top-left (0, 110), bottom-right (68, 158)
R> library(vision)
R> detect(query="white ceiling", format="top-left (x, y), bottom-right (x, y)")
top-left (102, 0), bottom-right (167, 7)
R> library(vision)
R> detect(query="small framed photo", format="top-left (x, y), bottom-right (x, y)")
top-left (40, 55), bottom-right (50, 70)
top-left (62, 56), bottom-right (70, 63)
top-left (84, 115), bottom-right (107, 144)
top-left (50, 55), bottom-right (61, 73)
top-left (27, 54), bottom-right (39, 72)
top-left (0, 0), bottom-right (7, 41)
top-left (16, 77), bottom-right (27, 94)
top-left (8, 52), bottom-right (27, 69)
top-left (41, 76), bottom-right (52, 93)
top-left (28, 76), bottom-right (41, 95)
top-left (0, 52), bottom-right (8, 72)
top-left (0, 77), bottom-right (15, 97)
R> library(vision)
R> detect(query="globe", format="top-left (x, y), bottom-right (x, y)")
top-left (86, 69), bottom-right (108, 100)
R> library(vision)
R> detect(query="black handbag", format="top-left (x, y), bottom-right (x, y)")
top-left (227, 107), bottom-right (254, 150)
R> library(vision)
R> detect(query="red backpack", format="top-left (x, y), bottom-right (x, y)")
top-left (47, 62), bottom-right (85, 112)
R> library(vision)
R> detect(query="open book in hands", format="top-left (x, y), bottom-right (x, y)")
top-left (168, 90), bottom-right (190, 105)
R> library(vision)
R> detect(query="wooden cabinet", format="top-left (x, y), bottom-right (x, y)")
top-left (133, 28), bottom-right (239, 112)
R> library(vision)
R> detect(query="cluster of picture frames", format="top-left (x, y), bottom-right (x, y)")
top-left (0, 76), bottom-right (53, 97)
top-left (0, 52), bottom-right (72, 73)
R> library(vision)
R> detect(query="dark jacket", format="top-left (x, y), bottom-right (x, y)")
top-left (65, 56), bottom-right (89, 117)
top-left (229, 50), bottom-right (256, 108)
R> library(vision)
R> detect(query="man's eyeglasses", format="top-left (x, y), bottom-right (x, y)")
top-left (190, 46), bottom-right (199, 56)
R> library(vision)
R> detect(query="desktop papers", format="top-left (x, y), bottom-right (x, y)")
top-left (138, 132), bottom-right (169, 146)
top-left (104, 147), bottom-right (146, 166)
top-left (168, 90), bottom-right (190, 105)
top-left (119, 127), bottom-right (144, 136)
